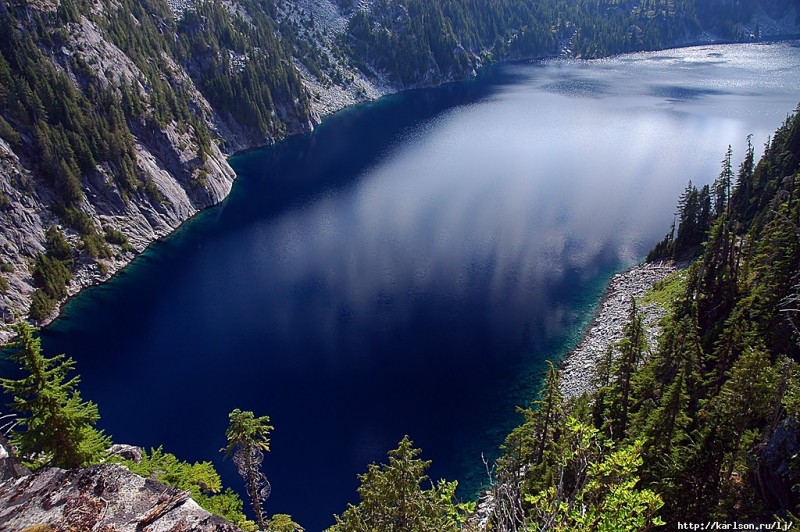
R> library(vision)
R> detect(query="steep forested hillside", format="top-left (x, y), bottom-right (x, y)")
top-left (339, 0), bottom-right (799, 87)
top-left (343, 0), bottom-right (702, 86)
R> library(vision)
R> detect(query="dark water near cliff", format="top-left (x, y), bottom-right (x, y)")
top-left (38, 42), bottom-right (800, 530)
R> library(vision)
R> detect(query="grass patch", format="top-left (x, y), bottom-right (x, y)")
top-left (640, 269), bottom-right (687, 309)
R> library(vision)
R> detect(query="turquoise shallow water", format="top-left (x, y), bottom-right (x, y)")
top-left (32, 41), bottom-right (800, 530)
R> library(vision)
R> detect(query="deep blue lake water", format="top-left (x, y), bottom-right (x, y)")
top-left (35, 41), bottom-right (800, 530)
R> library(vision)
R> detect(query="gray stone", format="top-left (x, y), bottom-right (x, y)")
top-left (107, 444), bottom-right (144, 464)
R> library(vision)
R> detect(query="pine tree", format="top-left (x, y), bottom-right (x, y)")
top-left (0, 321), bottom-right (109, 469)
top-left (223, 408), bottom-right (274, 530)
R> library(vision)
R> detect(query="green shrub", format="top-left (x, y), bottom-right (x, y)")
top-left (32, 254), bottom-right (71, 300)
top-left (45, 226), bottom-right (73, 262)
top-left (29, 289), bottom-right (56, 321)
top-left (103, 225), bottom-right (132, 251)
top-left (82, 233), bottom-right (112, 259)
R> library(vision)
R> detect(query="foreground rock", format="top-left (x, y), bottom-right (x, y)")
top-left (559, 261), bottom-right (677, 398)
top-left (0, 462), bottom-right (243, 532)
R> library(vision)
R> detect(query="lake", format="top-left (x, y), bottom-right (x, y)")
top-left (39, 41), bottom-right (800, 530)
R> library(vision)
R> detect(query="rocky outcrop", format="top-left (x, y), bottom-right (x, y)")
top-left (559, 262), bottom-right (677, 398)
top-left (0, 436), bottom-right (30, 482)
top-left (0, 0), bottom-right (392, 341)
top-left (0, 138), bottom-right (56, 324)
top-left (0, 463), bottom-right (243, 531)
top-left (0, 3), bottom-right (242, 340)
top-left (0, 437), bottom-right (242, 531)
top-left (0, 437), bottom-right (241, 532)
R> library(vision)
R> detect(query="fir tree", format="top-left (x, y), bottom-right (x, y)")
top-left (0, 321), bottom-right (109, 469)
top-left (329, 435), bottom-right (466, 532)
top-left (595, 299), bottom-right (648, 440)
top-left (713, 145), bottom-right (734, 218)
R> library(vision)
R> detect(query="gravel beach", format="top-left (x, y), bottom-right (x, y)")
top-left (559, 261), bottom-right (677, 398)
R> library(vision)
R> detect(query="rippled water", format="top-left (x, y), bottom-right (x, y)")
top-left (38, 41), bottom-right (800, 530)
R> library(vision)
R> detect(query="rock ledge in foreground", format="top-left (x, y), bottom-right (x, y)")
top-left (0, 461), bottom-right (243, 532)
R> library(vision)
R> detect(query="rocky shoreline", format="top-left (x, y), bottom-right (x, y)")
top-left (559, 261), bottom-right (677, 398)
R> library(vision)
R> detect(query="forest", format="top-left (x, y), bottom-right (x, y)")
top-left (478, 104), bottom-right (800, 528)
top-left (340, 0), bottom-right (771, 86)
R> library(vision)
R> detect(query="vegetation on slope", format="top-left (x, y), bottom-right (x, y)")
top-left (0, 0), bottom-right (316, 322)
top-left (3, 105), bottom-right (799, 532)
top-left (487, 105), bottom-right (800, 528)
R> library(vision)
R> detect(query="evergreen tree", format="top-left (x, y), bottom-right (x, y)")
top-left (0, 321), bottom-right (109, 469)
top-left (711, 347), bottom-right (777, 491)
top-left (500, 361), bottom-right (565, 494)
top-left (45, 226), bottom-right (73, 263)
top-left (713, 145), bottom-right (734, 217)
top-left (329, 436), bottom-right (467, 532)
top-left (731, 135), bottom-right (755, 227)
top-left (223, 408), bottom-right (274, 530)
top-left (525, 418), bottom-right (664, 531)
top-left (696, 215), bottom-right (739, 343)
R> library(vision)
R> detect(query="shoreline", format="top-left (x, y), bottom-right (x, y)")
top-left (559, 261), bottom-right (677, 398)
